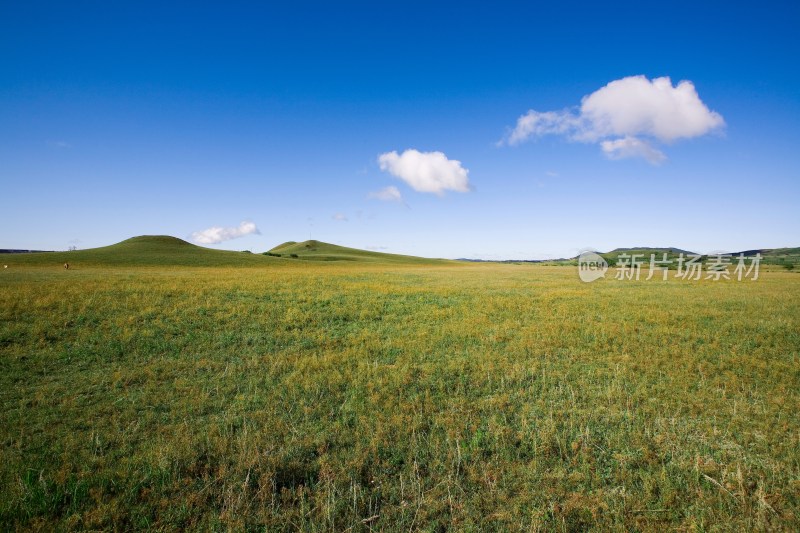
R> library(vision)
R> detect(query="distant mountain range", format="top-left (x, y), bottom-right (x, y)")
top-left (0, 249), bottom-right (53, 254)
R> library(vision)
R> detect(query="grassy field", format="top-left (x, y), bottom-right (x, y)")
top-left (1, 240), bottom-right (799, 530)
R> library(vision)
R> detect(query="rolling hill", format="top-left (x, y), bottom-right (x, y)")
top-left (0, 236), bottom-right (282, 268)
top-left (267, 240), bottom-right (448, 264)
top-left (1, 236), bottom-right (448, 268)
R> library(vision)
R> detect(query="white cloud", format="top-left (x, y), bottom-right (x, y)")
top-left (601, 137), bottom-right (666, 164)
top-left (191, 221), bottom-right (260, 244)
top-left (580, 76), bottom-right (724, 142)
top-left (378, 149), bottom-right (471, 195)
top-left (368, 185), bottom-right (404, 202)
top-left (502, 75), bottom-right (724, 162)
top-left (506, 110), bottom-right (581, 145)
top-left (332, 213), bottom-right (348, 222)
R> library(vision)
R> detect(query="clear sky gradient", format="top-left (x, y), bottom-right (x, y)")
top-left (2, 1), bottom-right (799, 259)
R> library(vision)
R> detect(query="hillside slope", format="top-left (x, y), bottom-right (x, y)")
top-left (268, 240), bottom-right (448, 264)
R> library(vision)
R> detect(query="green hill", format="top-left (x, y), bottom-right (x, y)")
top-left (0, 235), bottom-right (283, 268)
top-left (267, 239), bottom-right (447, 264)
top-left (736, 247), bottom-right (800, 258)
top-left (270, 241), bottom-right (297, 251)
top-left (738, 247), bottom-right (800, 269)
top-left (593, 246), bottom-right (800, 269)
top-left (1, 236), bottom-right (449, 268)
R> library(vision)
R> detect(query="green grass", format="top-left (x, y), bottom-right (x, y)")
top-left (1, 247), bottom-right (799, 530)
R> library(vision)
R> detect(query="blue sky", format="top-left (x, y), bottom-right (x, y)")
top-left (2, 1), bottom-right (799, 258)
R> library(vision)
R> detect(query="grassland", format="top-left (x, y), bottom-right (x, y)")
top-left (1, 239), bottom-right (799, 530)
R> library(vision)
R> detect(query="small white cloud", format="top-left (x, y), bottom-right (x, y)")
top-left (502, 75), bottom-right (724, 163)
top-left (332, 213), bottom-right (348, 222)
top-left (601, 136), bottom-right (666, 164)
top-left (368, 185), bottom-right (404, 202)
top-left (191, 221), bottom-right (260, 244)
top-left (47, 140), bottom-right (71, 148)
top-left (506, 110), bottom-right (581, 146)
top-left (378, 149), bottom-right (471, 195)
top-left (545, 170), bottom-right (559, 177)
